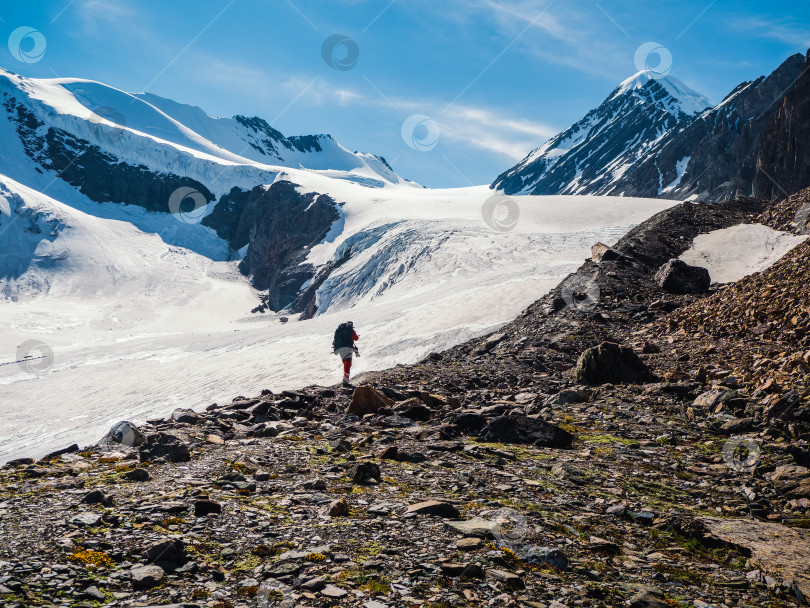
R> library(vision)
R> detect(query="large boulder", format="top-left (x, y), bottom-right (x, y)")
top-left (479, 415), bottom-right (574, 449)
top-left (575, 341), bottom-right (654, 385)
top-left (145, 539), bottom-right (186, 568)
top-left (345, 386), bottom-right (394, 417)
top-left (98, 421), bottom-right (146, 448)
top-left (139, 433), bottom-right (191, 463)
top-left (654, 259), bottom-right (711, 294)
top-left (591, 242), bottom-right (623, 263)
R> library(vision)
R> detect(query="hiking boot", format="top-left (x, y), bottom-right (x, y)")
top-left (342, 380), bottom-right (355, 389)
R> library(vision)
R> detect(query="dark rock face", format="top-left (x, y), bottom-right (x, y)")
top-left (479, 415), bottom-right (574, 448)
top-left (6, 98), bottom-right (214, 212)
top-left (755, 50), bottom-right (810, 200)
top-left (654, 259), bottom-right (711, 293)
top-left (202, 181), bottom-right (339, 310)
top-left (575, 342), bottom-right (654, 385)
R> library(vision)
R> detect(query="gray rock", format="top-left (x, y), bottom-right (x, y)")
top-left (321, 584), bottom-right (348, 598)
top-left (488, 568), bottom-right (524, 589)
top-left (71, 513), bottom-right (102, 526)
top-left (130, 564), bottom-right (165, 590)
top-left (525, 546), bottom-right (569, 570)
top-left (445, 518), bottom-right (497, 538)
top-left (654, 259), bottom-right (710, 294)
top-left (576, 341), bottom-right (654, 385)
top-left (124, 467), bottom-right (151, 482)
top-left (81, 490), bottom-right (112, 506)
top-left (145, 538), bottom-right (185, 566)
top-left (84, 585), bottom-right (105, 601)
top-left (693, 387), bottom-right (736, 409)
top-left (98, 421), bottom-right (146, 448)
top-left (194, 499), bottom-right (221, 516)
top-left (170, 408), bottom-right (199, 424)
top-left (348, 462), bottom-right (381, 484)
top-left (479, 415), bottom-right (574, 448)
top-left (139, 433), bottom-right (190, 463)
top-left (592, 242), bottom-right (624, 263)
top-left (406, 500), bottom-right (460, 518)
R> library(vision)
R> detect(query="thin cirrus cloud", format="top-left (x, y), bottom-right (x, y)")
top-left (421, 0), bottom-right (631, 80)
top-left (76, 0), bottom-right (139, 36)
top-left (731, 16), bottom-right (810, 48)
top-left (197, 61), bottom-right (557, 161)
top-left (276, 76), bottom-right (558, 160)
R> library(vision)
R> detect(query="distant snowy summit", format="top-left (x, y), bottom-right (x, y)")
top-left (493, 49), bottom-right (810, 202)
top-left (491, 71), bottom-right (711, 197)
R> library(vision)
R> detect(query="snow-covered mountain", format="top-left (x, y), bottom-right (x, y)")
top-left (606, 52), bottom-right (808, 201)
top-left (491, 72), bottom-right (711, 196)
top-left (493, 51), bottom-right (810, 202)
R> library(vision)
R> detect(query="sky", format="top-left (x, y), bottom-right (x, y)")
top-left (1, 0), bottom-right (808, 188)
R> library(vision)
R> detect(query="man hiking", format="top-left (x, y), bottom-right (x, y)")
top-left (333, 321), bottom-right (359, 388)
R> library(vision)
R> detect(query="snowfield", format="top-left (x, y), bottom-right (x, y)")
top-left (0, 67), bottom-right (680, 461)
top-left (679, 224), bottom-right (807, 284)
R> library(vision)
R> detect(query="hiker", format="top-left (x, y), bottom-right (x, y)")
top-left (332, 321), bottom-right (359, 388)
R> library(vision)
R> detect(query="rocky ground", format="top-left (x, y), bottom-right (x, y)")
top-left (2, 191), bottom-right (810, 608)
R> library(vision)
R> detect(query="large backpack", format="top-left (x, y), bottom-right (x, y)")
top-left (333, 323), bottom-right (354, 349)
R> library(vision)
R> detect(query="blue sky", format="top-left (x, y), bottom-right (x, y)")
top-left (2, 0), bottom-right (809, 187)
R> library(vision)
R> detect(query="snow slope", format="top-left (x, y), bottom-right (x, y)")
top-left (0, 171), bottom-right (676, 461)
top-left (679, 224), bottom-right (807, 284)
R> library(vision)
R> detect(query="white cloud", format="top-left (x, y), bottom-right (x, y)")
top-left (436, 105), bottom-right (555, 160)
top-left (77, 0), bottom-right (138, 36)
top-left (731, 16), bottom-right (810, 49)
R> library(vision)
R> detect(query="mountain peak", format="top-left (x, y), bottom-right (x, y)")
top-left (612, 71), bottom-right (711, 116)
